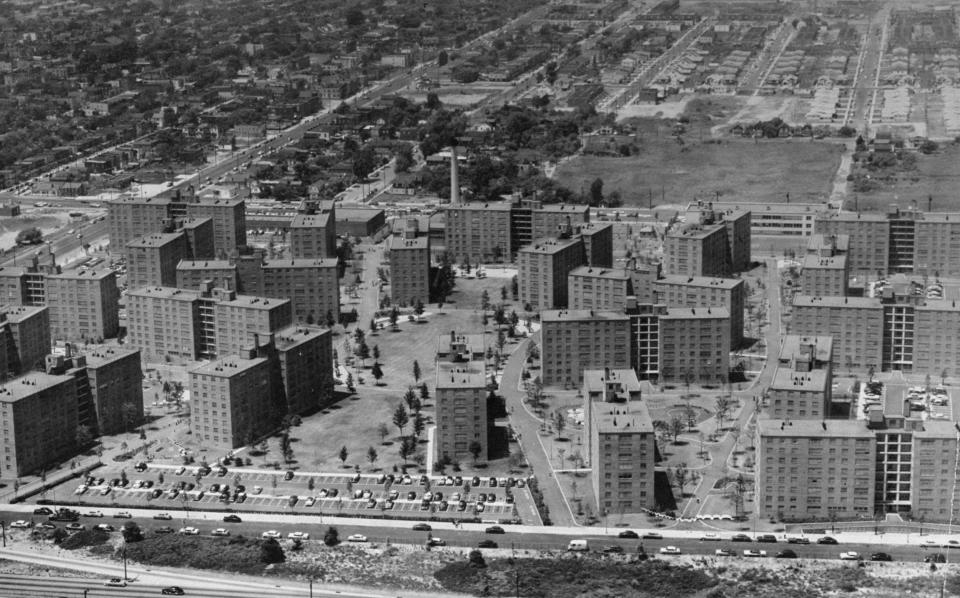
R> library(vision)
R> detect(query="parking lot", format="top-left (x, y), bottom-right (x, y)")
top-left (55, 463), bottom-right (528, 523)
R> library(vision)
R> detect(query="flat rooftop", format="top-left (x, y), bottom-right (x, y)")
top-left (437, 332), bottom-right (485, 356)
top-left (178, 217), bottom-right (212, 230)
top-left (290, 213), bottom-right (331, 228)
top-left (436, 361), bottom-right (486, 388)
top-left (127, 286), bottom-right (199, 301)
top-left (336, 206), bottom-right (385, 220)
top-left (177, 260), bottom-right (235, 270)
top-left (275, 325), bottom-right (330, 350)
top-left (667, 221), bottom-right (726, 239)
top-left (793, 295), bottom-right (881, 309)
top-left (770, 367), bottom-right (829, 392)
top-left (583, 368), bottom-right (642, 394)
top-left (661, 306), bottom-right (730, 319)
top-left (127, 232), bottom-right (183, 248)
top-left (84, 347), bottom-right (140, 368)
top-left (520, 236), bottom-right (582, 255)
top-left (533, 203), bottom-right (590, 214)
top-left (816, 211), bottom-right (889, 223)
top-left (569, 266), bottom-right (630, 281)
top-left (542, 309), bottom-right (631, 323)
top-left (0, 371), bottom-right (74, 403)
top-left (446, 201), bottom-right (513, 212)
top-left (689, 200), bottom-right (826, 216)
top-left (654, 275), bottom-right (743, 289)
top-left (758, 418), bottom-right (873, 438)
top-left (592, 401), bottom-right (654, 434)
top-left (802, 254), bottom-right (846, 270)
top-left (780, 335), bottom-right (833, 363)
top-left (108, 195), bottom-right (171, 206)
top-left (190, 355), bottom-right (269, 378)
top-left (262, 258), bottom-right (338, 269)
top-left (217, 294), bottom-right (289, 310)
top-left (47, 267), bottom-right (114, 281)
top-left (1, 305), bottom-right (46, 322)
top-left (389, 235), bottom-right (430, 250)
top-left (808, 233), bottom-right (849, 253)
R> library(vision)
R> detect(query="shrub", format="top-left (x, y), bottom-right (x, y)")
top-left (323, 526), bottom-right (340, 546)
top-left (259, 538), bottom-right (285, 564)
top-left (468, 549), bottom-right (486, 568)
top-left (60, 529), bottom-right (110, 550)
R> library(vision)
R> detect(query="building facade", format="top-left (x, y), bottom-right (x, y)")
top-left (388, 235), bottom-right (431, 308)
top-left (435, 332), bottom-right (488, 463)
top-left (518, 236), bottom-right (585, 311)
top-left (657, 307), bottom-right (730, 383)
top-left (652, 275), bottom-right (745, 349)
top-left (540, 310), bottom-right (631, 387)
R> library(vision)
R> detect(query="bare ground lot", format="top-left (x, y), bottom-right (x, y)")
top-left (554, 138), bottom-right (844, 206)
top-left (850, 142), bottom-right (960, 213)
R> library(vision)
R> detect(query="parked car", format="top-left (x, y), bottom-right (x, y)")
top-left (223, 515), bottom-right (242, 523)
top-left (261, 530), bottom-right (282, 539)
top-left (870, 552), bottom-right (893, 562)
top-left (104, 578), bottom-right (127, 587)
top-left (477, 540), bottom-right (498, 549)
top-left (839, 552), bottom-right (862, 560)
top-left (731, 534), bottom-right (752, 542)
top-left (618, 530), bottom-right (639, 539)
top-left (211, 528), bottom-right (230, 537)
top-left (787, 537), bottom-right (810, 544)
top-left (412, 523), bottom-right (432, 531)
top-left (161, 587), bottom-right (186, 595)
top-left (153, 513), bottom-right (173, 520)
top-left (817, 536), bottom-right (839, 545)
top-left (485, 526), bottom-right (505, 534)
top-left (714, 548), bottom-right (735, 557)
top-left (347, 534), bottom-right (368, 543)
top-left (642, 532), bottom-right (663, 540)
top-left (659, 546), bottom-right (681, 555)
top-left (743, 550), bottom-right (767, 558)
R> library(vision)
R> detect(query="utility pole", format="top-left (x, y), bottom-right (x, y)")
top-left (1, 520), bottom-right (5, 547)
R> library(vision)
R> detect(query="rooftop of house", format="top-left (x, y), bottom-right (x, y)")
top-left (592, 400), bottom-right (654, 434)
top-left (0, 371), bottom-right (75, 403)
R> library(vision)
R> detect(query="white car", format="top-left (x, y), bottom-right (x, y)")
top-left (114, 512), bottom-right (132, 519)
top-left (175, 466), bottom-right (186, 475)
top-left (85, 510), bottom-right (104, 518)
top-left (75, 485), bottom-right (88, 495)
top-left (211, 528), bottom-right (230, 537)
top-left (659, 546), bottom-right (681, 555)
top-left (304, 497), bottom-right (316, 507)
top-left (288, 531), bottom-right (310, 540)
top-left (179, 527), bottom-right (200, 535)
top-left (700, 533), bottom-right (721, 541)
top-left (9, 520), bottom-right (32, 529)
top-left (840, 551), bottom-right (861, 560)
top-left (104, 578), bottom-right (127, 587)
top-left (261, 530), bottom-right (282, 539)
top-left (743, 550), bottom-right (767, 558)
top-left (347, 534), bottom-right (368, 543)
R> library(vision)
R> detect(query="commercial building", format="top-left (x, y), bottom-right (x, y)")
top-left (189, 354), bottom-right (274, 449)
top-left (126, 283), bottom-right (292, 362)
top-left (335, 206), bottom-right (386, 238)
top-left (664, 204), bottom-right (751, 277)
top-left (688, 200), bottom-right (824, 238)
top-left (585, 372), bottom-right (655, 514)
top-left (657, 307), bottom-right (730, 383)
top-left (768, 336), bottom-right (833, 419)
top-left (652, 275), bottom-right (745, 349)
top-left (435, 332), bottom-right (488, 463)
top-left (0, 371), bottom-right (78, 477)
top-left (388, 235), bottom-right (431, 308)
top-left (540, 310), bottom-right (631, 386)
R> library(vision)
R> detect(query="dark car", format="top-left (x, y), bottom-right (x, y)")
top-left (870, 552), bottom-right (893, 562)
top-left (618, 530), bottom-right (639, 539)
top-left (284, 470), bottom-right (295, 481)
top-left (478, 540), bottom-right (498, 549)
top-left (161, 587), bottom-right (185, 595)
top-left (757, 534), bottom-right (777, 543)
top-left (926, 553), bottom-right (947, 563)
top-left (731, 534), bottom-right (752, 542)
top-left (407, 491), bottom-right (417, 500)
top-left (817, 536), bottom-right (839, 545)
top-left (787, 537), bottom-right (811, 544)
top-left (134, 462), bottom-right (148, 472)
top-left (412, 523), bottom-right (432, 531)
top-left (775, 549), bottom-right (798, 559)
top-left (641, 532), bottom-right (663, 540)
top-left (33, 507), bottom-right (53, 515)
top-left (602, 546), bottom-right (624, 554)
top-left (222, 514), bottom-right (242, 523)
top-left (485, 526), bottom-right (505, 534)
top-left (155, 526), bottom-right (175, 534)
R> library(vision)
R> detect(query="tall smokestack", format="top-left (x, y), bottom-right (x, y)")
top-left (450, 145), bottom-right (460, 205)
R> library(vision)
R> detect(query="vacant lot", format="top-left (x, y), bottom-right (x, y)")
top-left (850, 143), bottom-right (960, 213)
top-left (554, 138), bottom-right (843, 206)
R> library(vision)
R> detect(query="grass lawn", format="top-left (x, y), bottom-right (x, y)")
top-left (554, 137), bottom-right (843, 206)
top-left (850, 142), bottom-right (960, 213)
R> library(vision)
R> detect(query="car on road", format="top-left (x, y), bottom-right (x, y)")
top-left (104, 578), bottom-right (127, 587)
top-left (161, 587), bottom-right (186, 595)
top-left (731, 534), bottom-right (752, 542)
top-left (602, 546), bottom-right (624, 554)
top-left (700, 533), bottom-right (721, 541)
top-left (304, 497), bottom-right (316, 507)
top-left (66, 523), bottom-right (85, 531)
top-left (9, 520), bottom-right (32, 529)
top-left (659, 546), bottom-right (681, 555)
top-left (817, 536), bottom-right (839, 545)
top-left (262, 530), bottom-right (282, 539)
top-left (154, 513), bottom-right (173, 520)
top-left (776, 550), bottom-right (798, 559)
top-left (222, 514), bottom-right (242, 523)
top-left (347, 534), bottom-right (368, 543)
top-left (756, 534), bottom-right (777, 543)
top-left (175, 466), bottom-right (186, 475)
top-left (642, 532), bottom-right (663, 540)
top-left (114, 512), bottom-right (132, 519)
top-left (288, 532), bottom-right (310, 540)
top-left (714, 548), bottom-right (735, 557)
top-left (33, 507), bottom-right (52, 515)
top-left (155, 526), bottom-right (175, 534)
top-left (37, 522), bottom-right (56, 530)
top-left (477, 540), bottom-right (498, 549)
top-left (485, 526), bottom-right (505, 534)
top-left (94, 524), bottom-right (115, 532)
top-left (99, 486), bottom-right (111, 496)
top-left (618, 530), bottom-right (639, 539)
top-left (743, 550), bottom-right (767, 558)
top-left (412, 523), bottom-right (432, 531)
top-left (870, 552), bottom-right (893, 562)
top-left (428, 538), bottom-right (447, 547)
top-left (787, 537), bottom-right (811, 544)
top-left (85, 510), bottom-right (104, 518)
top-left (211, 528), bottom-right (230, 537)
top-left (179, 527), bottom-right (200, 536)
top-left (839, 552), bottom-right (861, 560)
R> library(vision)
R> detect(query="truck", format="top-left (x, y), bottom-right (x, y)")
top-left (567, 539), bottom-right (589, 552)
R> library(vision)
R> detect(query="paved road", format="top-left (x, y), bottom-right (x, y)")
top-left (850, 3), bottom-right (891, 133)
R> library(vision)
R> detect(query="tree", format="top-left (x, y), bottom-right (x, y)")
top-left (469, 440), bottom-right (483, 464)
top-left (15, 227), bottom-right (42, 246)
top-left (370, 318), bottom-right (378, 334)
top-left (371, 363), bottom-right (384, 385)
top-left (378, 422), bottom-right (390, 443)
top-left (500, 286), bottom-right (508, 301)
top-left (673, 464), bottom-right (689, 497)
top-left (121, 522), bottom-right (144, 543)
top-left (481, 290), bottom-right (490, 312)
top-left (669, 415), bottom-right (685, 444)
top-left (399, 436), bottom-right (416, 464)
top-left (389, 307), bottom-right (400, 329)
top-left (323, 526), bottom-right (340, 546)
top-left (356, 340), bottom-right (370, 366)
top-left (354, 328), bottom-right (365, 345)
top-left (393, 403), bottom-right (409, 437)
top-left (414, 299), bottom-right (425, 318)
top-left (412, 360), bottom-right (422, 383)
top-left (554, 409), bottom-right (566, 437)
top-left (420, 383), bottom-right (430, 401)
top-left (346, 372), bottom-right (355, 392)
top-left (260, 538), bottom-right (285, 564)
top-left (76, 425), bottom-right (94, 449)
top-left (367, 446), bottom-right (378, 468)
top-left (403, 387), bottom-right (420, 413)
top-left (589, 177), bottom-right (604, 206)
top-left (413, 412), bottom-right (425, 439)
top-left (372, 345), bottom-right (381, 363)
top-left (714, 396), bottom-right (732, 433)
top-left (468, 549), bottom-right (486, 568)
top-left (395, 143), bottom-right (415, 172)
top-left (339, 445), bottom-right (348, 466)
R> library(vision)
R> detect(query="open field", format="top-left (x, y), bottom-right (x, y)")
top-left (554, 138), bottom-right (844, 206)
top-left (850, 142), bottom-right (960, 213)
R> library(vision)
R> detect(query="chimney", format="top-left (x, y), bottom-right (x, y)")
top-left (450, 146), bottom-right (460, 205)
